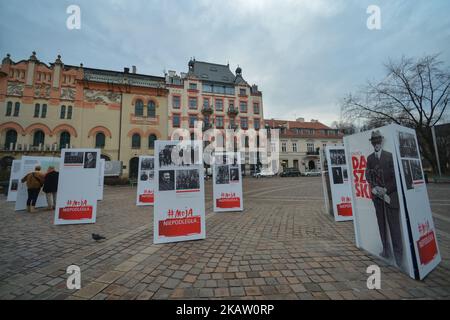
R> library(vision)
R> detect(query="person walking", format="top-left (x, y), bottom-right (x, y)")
top-left (43, 166), bottom-right (59, 210)
top-left (21, 165), bottom-right (45, 213)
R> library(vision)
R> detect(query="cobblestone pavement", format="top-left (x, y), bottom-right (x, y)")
top-left (0, 177), bottom-right (449, 300)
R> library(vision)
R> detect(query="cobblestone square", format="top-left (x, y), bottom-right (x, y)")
top-left (0, 177), bottom-right (449, 300)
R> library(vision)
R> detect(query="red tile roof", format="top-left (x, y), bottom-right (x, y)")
top-left (264, 119), bottom-right (344, 139)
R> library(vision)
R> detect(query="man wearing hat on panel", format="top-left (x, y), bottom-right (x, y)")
top-left (365, 130), bottom-right (403, 268)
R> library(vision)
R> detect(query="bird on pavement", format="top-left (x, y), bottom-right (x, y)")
top-left (92, 233), bottom-right (106, 241)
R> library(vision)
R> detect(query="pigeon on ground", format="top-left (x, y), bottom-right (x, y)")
top-left (92, 233), bottom-right (106, 241)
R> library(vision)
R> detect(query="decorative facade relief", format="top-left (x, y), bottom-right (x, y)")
top-left (34, 84), bottom-right (51, 98)
top-left (61, 87), bottom-right (76, 101)
top-left (84, 89), bottom-right (121, 104)
top-left (7, 82), bottom-right (24, 97)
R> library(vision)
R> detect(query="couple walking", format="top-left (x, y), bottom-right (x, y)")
top-left (21, 165), bottom-right (59, 212)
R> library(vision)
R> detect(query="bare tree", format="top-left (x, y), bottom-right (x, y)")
top-left (342, 54), bottom-right (450, 173)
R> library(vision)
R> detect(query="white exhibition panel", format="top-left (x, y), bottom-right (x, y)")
top-left (54, 149), bottom-right (100, 225)
top-left (136, 156), bottom-right (155, 206)
top-left (97, 159), bottom-right (105, 201)
top-left (7, 160), bottom-right (21, 202)
top-left (325, 146), bottom-right (353, 222)
top-left (15, 156), bottom-right (60, 211)
top-left (154, 140), bottom-right (206, 244)
top-left (212, 152), bottom-right (243, 212)
top-left (344, 124), bottom-right (440, 280)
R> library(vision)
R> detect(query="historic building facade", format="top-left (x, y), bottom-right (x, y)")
top-left (265, 118), bottom-right (344, 173)
top-left (0, 52), bottom-right (168, 178)
top-left (165, 59), bottom-right (264, 174)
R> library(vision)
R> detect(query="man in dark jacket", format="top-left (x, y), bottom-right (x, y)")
top-left (365, 130), bottom-right (403, 268)
top-left (43, 166), bottom-right (59, 210)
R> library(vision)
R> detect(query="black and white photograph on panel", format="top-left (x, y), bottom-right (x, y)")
top-left (215, 165), bottom-right (230, 184)
top-left (159, 145), bottom-right (176, 168)
top-left (342, 167), bottom-right (348, 180)
top-left (64, 151), bottom-right (84, 165)
top-left (330, 149), bottom-right (346, 165)
top-left (141, 158), bottom-right (154, 170)
top-left (176, 169), bottom-right (200, 190)
top-left (399, 132), bottom-right (419, 159)
top-left (230, 167), bottom-right (240, 182)
top-left (159, 170), bottom-right (175, 191)
top-left (84, 151), bottom-right (97, 169)
top-left (332, 166), bottom-right (344, 184)
top-left (410, 159), bottom-right (424, 181)
top-left (402, 159), bottom-right (413, 190)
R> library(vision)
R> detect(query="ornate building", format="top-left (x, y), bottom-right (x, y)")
top-left (0, 52), bottom-right (168, 178)
top-left (265, 118), bottom-right (344, 173)
top-left (165, 59), bottom-right (264, 174)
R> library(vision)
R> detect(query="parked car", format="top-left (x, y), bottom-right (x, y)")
top-left (253, 169), bottom-right (276, 178)
top-left (302, 170), bottom-right (322, 177)
top-left (280, 167), bottom-right (301, 177)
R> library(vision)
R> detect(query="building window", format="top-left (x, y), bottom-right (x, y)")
top-left (132, 134), bottom-right (141, 149)
top-left (95, 133), bottom-right (106, 148)
top-left (253, 103), bottom-right (260, 114)
top-left (41, 104), bottom-right (47, 118)
top-left (293, 142), bottom-right (298, 152)
top-left (4, 129), bottom-right (17, 149)
top-left (282, 142), bottom-right (287, 153)
top-left (33, 130), bottom-right (45, 146)
top-left (5, 101), bottom-right (12, 116)
top-left (147, 101), bottom-right (156, 118)
top-left (172, 96), bottom-right (181, 109)
top-left (203, 98), bottom-right (210, 109)
top-left (135, 99), bottom-right (144, 116)
top-left (148, 134), bottom-right (157, 149)
top-left (189, 97), bottom-right (197, 109)
top-left (254, 119), bottom-right (260, 130)
top-left (239, 101), bottom-right (247, 113)
top-left (215, 99), bottom-right (223, 111)
top-left (189, 115), bottom-right (197, 128)
top-left (240, 88), bottom-right (246, 96)
top-left (189, 83), bottom-right (197, 90)
top-left (229, 100), bottom-right (235, 109)
top-left (60, 131), bottom-right (71, 149)
top-left (13, 102), bottom-right (20, 116)
top-left (307, 143), bottom-right (315, 153)
top-left (172, 114), bottom-right (181, 127)
top-left (67, 106), bottom-right (72, 119)
top-left (215, 116), bottom-right (224, 128)
top-left (60, 105), bottom-right (66, 119)
top-left (34, 104), bottom-right (41, 118)
top-left (240, 117), bottom-right (248, 129)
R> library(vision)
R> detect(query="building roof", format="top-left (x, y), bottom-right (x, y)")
top-left (188, 60), bottom-right (243, 85)
top-left (265, 119), bottom-right (331, 130)
top-left (265, 119), bottom-right (343, 139)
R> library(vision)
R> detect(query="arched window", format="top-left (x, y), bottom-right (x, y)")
top-left (60, 131), bottom-right (71, 149)
top-left (67, 106), bottom-right (73, 119)
top-left (135, 99), bottom-right (144, 116)
top-left (4, 129), bottom-right (17, 149)
top-left (41, 104), bottom-right (47, 118)
top-left (147, 101), bottom-right (156, 118)
top-left (5, 101), bottom-right (12, 116)
top-left (34, 104), bottom-right (40, 117)
top-left (13, 102), bottom-right (20, 116)
top-left (95, 132), bottom-right (106, 148)
top-left (33, 130), bottom-right (45, 146)
top-left (148, 134), bottom-right (157, 149)
top-left (60, 105), bottom-right (66, 119)
top-left (132, 133), bottom-right (141, 149)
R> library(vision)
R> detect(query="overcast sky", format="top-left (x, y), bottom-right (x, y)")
top-left (1, 0), bottom-right (449, 126)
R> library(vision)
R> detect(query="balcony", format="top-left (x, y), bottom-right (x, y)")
top-left (306, 150), bottom-right (320, 156)
top-left (227, 107), bottom-right (239, 117)
top-left (202, 123), bottom-right (213, 131)
top-left (201, 106), bottom-right (213, 115)
top-left (228, 124), bottom-right (238, 130)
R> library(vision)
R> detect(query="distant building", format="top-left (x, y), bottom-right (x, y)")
top-left (265, 118), bottom-right (344, 173)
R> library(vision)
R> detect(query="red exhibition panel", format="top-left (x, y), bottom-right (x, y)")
top-left (159, 216), bottom-right (201, 237)
top-left (139, 193), bottom-right (154, 204)
top-left (58, 206), bottom-right (93, 220)
top-left (216, 197), bottom-right (241, 209)
top-left (417, 231), bottom-right (438, 265)
top-left (337, 202), bottom-right (353, 216)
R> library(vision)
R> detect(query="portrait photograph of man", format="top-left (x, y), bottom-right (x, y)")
top-left (402, 160), bottom-right (413, 190)
top-left (365, 130), bottom-right (404, 268)
top-left (84, 152), bottom-right (97, 169)
top-left (159, 170), bottom-right (175, 191)
top-left (230, 167), bottom-right (240, 182)
top-left (159, 145), bottom-right (175, 168)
